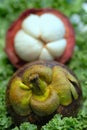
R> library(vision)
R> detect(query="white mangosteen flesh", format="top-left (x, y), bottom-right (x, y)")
top-left (14, 13), bottom-right (66, 62)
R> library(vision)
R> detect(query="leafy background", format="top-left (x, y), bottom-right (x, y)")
top-left (0, 0), bottom-right (87, 130)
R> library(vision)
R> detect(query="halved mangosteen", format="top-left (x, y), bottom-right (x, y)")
top-left (5, 8), bottom-right (75, 68)
top-left (6, 61), bottom-right (82, 125)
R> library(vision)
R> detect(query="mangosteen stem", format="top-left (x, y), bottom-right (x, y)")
top-left (29, 74), bottom-right (47, 95)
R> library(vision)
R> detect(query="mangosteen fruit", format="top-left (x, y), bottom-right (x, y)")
top-left (5, 8), bottom-right (75, 68)
top-left (6, 61), bottom-right (82, 125)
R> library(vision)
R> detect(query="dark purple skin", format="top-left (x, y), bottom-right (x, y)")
top-left (6, 60), bottom-right (82, 125)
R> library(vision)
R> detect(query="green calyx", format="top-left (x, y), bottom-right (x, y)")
top-left (9, 65), bottom-right (79, 117)
top-left (30, 89), bottom-right (59, 116)
top-left (50, 66), bottom-right (79, 106)
top-left (9, 77), bottom-right (32, 116)
top-left (22, 65), bottom-right (52, 86)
